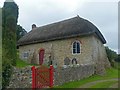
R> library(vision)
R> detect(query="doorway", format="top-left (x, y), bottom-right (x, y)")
top-left (39, 48), bottom-right (45, 65)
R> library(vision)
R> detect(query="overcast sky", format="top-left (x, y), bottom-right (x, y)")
top-left (0, 0), bottom-right (119, 53)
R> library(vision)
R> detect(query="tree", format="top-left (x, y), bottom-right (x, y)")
top-left (2, 0), bottom-right (18, 89)
top-left (105, 46), bottom-right (118, 67)
top-left (115, 54), bottom-right (120, 62)
top-left (16, 25), bottom-right (27, 41)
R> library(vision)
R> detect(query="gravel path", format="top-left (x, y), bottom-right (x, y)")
top-left (79, 78), bottom-right (118, 88)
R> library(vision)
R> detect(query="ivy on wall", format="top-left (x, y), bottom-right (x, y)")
top-left (2, 1), bottom-right (18, 89)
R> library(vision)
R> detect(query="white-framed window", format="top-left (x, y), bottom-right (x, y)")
top-left (72, 41), bottom-right (81, 54)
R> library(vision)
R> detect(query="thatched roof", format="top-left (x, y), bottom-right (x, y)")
top-left (17, 16), bottom-right (106, 46)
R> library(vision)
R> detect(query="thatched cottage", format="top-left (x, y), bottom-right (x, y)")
top-left (17, 16), bottom-right (110, 73)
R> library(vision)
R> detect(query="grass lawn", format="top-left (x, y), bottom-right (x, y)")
top-left (16, 59), bottom-right (38, 68)
top-left (16, 50), bottom-right (39, 68)
top-left (90, 81), bottom-right (118, 88)
top-left (16, 59), bottom-right (30, 68)
top-left (54, 68), bottom-right (118, 88)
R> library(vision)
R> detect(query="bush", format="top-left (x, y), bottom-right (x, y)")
top-left (114, 54), bottom-right (120, 62)
top-left (105, 46), bottom-right (118, 67)
top-left (2, 63), bottom-right (12, 89)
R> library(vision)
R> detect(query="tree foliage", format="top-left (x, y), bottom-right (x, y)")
top-left (115, 54), bottom-right (120, 62)
top-left (105, 47), bottom-right (117, 62)
top-left (105, 46), bottom-right (118, 67)
top-left (16, 25), bottom-right (27, 41)
top-left (2, 1), bottom-right (18, 89)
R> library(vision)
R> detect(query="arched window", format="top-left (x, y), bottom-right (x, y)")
top-left (72, 41), bottom-right (81, 54)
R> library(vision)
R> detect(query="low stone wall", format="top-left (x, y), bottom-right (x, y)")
top-left (54, 64), bottom-right (95, 86)
top-left (7, 64), bottom-right (94, 88)
top-left (7, 66), bottom-right (32, 88)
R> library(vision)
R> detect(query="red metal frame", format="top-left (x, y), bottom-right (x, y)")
top-left (31, 65), bottom-right (54, 88)
top-left (49, 65), bottom-right (53, 88)
top-left (31, 66), bottom-right (35, 89)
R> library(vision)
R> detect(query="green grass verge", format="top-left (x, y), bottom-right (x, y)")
top-left (16, 50), bottom-right (38, 68)
top-left (90, 81), bottom-right (117, 88)
top-left (16, 59), bottom-right (38, 68)
top-left (16, 59), bottom-right (30, 68)
top-left (54, 68), bottom-right (118, 88)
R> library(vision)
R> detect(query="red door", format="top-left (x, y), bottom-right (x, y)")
top-left (39, 48), bottom-right (45, 65)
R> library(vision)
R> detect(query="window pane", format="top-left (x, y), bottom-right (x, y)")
top-left (77, 42), bottom-right (80, 53)
top-left (73, 42), bottom-right (76, 48)
top-left (24, 53), bottom-right (26, 57)
top-left (73, 48), bottom-right (76, 54)
top-left (24, 52), bottom-right (29, 58)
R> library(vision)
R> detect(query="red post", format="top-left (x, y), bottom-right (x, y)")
top-left (49, 65), bottom-right (54, 88)
top-left (32, 66), bottom-right (36, 89)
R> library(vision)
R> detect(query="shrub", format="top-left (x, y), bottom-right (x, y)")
top-left (105, 46), bottom-right (118, 67)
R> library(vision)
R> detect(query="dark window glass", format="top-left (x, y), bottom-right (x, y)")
top-left (77, 42), bottom-right (80, 53)
top-left (24, 52), bottom-right (29, 58)
top-left (73, 48), bottom-right (76, 53)
top-left (73, 42), bottom-right (76, 48)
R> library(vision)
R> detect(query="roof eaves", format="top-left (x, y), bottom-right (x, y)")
top-left (17, 31), bottom-right (94, 46)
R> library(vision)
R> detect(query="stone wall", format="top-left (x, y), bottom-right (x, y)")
top-left (7, 64), bottom-right (94, 88)
top-left (92, 34), bottom-right (111, 75)
top-left (19, 35), bottom-right (94, 67)
top-left (54, 64), bottom-right (94, 86)
top-left (7, 66), bottom-right (32, 88)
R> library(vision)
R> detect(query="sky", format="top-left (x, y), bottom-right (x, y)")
top-left (0, 0), bottom-right (119, 53)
